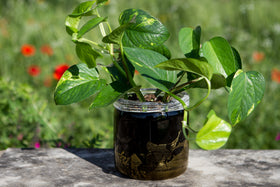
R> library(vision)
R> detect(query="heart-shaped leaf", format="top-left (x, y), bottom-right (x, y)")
top-left (76, 42), bottom-right (102, 68)
top-left (54, 63), bottom-right (106, 105)
top-left (124, 47), bottom-right (176, 91)
top-left (196, 110), bottom-right (232, 150)
top-left (228, 70), bottom-right (265, 125)
top-left (119, 9), bottom-right (170, 57)
top-left (179, 26), bottom-right (201, 58)
top-left (201, 37), bottom-right (237, 79)
top-left (155, 58), bottom-right (213, 80)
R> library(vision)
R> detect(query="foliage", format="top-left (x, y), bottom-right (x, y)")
top-left (0, 78), bottom-right (43, 149)
top-left (54, 1), bottom-right (265, 150)
top-left (1, 0), bottom-right (280, 150)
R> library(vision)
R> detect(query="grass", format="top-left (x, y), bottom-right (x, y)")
top-left (0, 0), bottom-right (279, 150)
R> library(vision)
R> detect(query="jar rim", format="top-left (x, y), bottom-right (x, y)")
top-left (113, 89), bottom-right (189, 113)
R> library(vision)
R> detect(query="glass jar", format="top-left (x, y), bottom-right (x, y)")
top-left (113, 89), bottom-right (189, 180)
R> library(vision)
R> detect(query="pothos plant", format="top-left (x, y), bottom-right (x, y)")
top-left (54, 0), bottom-right (265, 150)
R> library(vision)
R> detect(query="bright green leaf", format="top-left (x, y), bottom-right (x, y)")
top-left (124, 47), bottom-right (177, 91)
top-left (201, 37), bottom-right (237, 79)
top-left (77, 17), bottom-right (107, 38)
top-left (179, 26), bottom-right (201, 58)
top-left (65, 16), bottom-right (81, 35)
top-left (228, 70), bottom-right (265, 125)
top-left (70, 1), bottom-right (96, 16)
top-left (196, 110), bottom-right (232, 150)
top-left (54, 64), bottom-right (106, 105)
top-left (119, 9), bottom-right (170, 57)
top-left (76, 42), bottom-right (102, 68)
top-left (155, 58), bottom-right (213, 80)
top-left (89, 81), bottom-right (134, 109)
top-left (188, 73), bottom-right (226, 89)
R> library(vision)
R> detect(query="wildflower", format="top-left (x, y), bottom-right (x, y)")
top-left (28, 65), bottom-right (41, 77)
top-left (271, 68), bottom-right (280, 83)
top-left (135, 70), bottom-right (140, 75)
top-left (53, 64), bottom-right (69, 80)
top-left (34, 142), bottom-right (40, 149)
top-left (21, 44), bottom-right (36, 57)
top-left (40, 44), bottom-right (53, 56)
top-left (252, 51), bottom-right (265, 63)
top-left (275, 133), bottom-right (280, 141)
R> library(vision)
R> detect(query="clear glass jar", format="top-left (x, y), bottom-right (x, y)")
top-left (113, 89), bottom-right (189, 180)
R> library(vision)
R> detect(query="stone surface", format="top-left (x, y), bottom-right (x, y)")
top-left (0, 148), bottom-right (279, 187)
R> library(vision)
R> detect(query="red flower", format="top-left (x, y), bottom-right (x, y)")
top-left (21, 44), bottom-right (36, 57)
top-left (134, 70), bottom-right (140, 75)
top-left (53, 64), bottom-right (69, 80)
top-left (252, 51), bottom-right (265, 63)
top-left (40, 44), bottom-right (53, 56)
top-left (28, 65), bottom-right (41, 77)
top-left (271, 68), bottom-right (280, 83)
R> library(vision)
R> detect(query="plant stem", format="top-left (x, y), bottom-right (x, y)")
top-left (96, 9), bottom-right (144, 101)
top-left (77, 38), bottom-right (108, 52)
top-left (186, 76), bottom-right (211, 111)
top-left (119, 43), bottom-right (145, 101)
top-left (172, 76), bottom-right (204, 94)
top-left (163, 72), bottom-right (186, 102)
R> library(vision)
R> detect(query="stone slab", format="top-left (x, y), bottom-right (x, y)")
top-left (0, 148), bottom-right (279, 187)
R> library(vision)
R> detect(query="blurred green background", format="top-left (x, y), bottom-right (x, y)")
top-left (0, 0), bottom-right (279, 150)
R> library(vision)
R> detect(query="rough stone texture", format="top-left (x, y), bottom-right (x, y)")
top-left (0, 148), bottom-right (279, 187)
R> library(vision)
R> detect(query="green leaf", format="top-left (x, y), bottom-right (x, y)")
top-left (155, 58), bottom-right (213, 80)
top-left (76, 42), bottom-right (102, 68)
top-left (232, 47), bottom-right (242, 70)
top-left (97, 0), bottom-right (109, 5)
top-left (188, 73), bottom-right (226, 89)
top-left (201, 37), bottom-right (237, 79)
top-left (119, 9), bottom-right (170, 57)
top-left (102, 23), bottom-right (133, 44)
top-left (70, 1), bottom-right (96, 16)
top-left (54, 64), bottom-right (106, 105)
top-left (196, 110), bottom-right (232, 150)
top-left (89, 81), bottom-right (133, 109)
top-left (65, 16), bottom-right (81, 35)
top-left (77, 17), bottom-right (107, 38)
top-left (124, 47), bottom-right (177, 91)
top-left (179, 26), bottom-right (201, 58)
top-left (228, 70), bottom-right (265, 125)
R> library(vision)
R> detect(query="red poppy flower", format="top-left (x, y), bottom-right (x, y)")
top-left (28, 65), bottom-right (41, 77)
top-left (252, 51), bottom-right (265, 63)
top-left (271, 68), bottom-right (280, 83)
top-left (53, 64), bottom-right (69, 80)
top-left (134, 70), bottom-right (140, 75)
top-left (40, 44), bottom-right (53, 56)
top-left (21, 44), bottom-right (36, 57)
